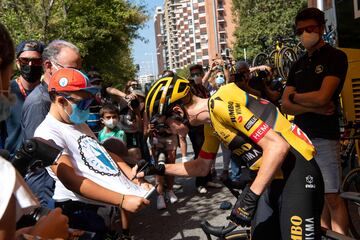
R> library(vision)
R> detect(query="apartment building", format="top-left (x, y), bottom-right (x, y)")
top-left (154, 0), bottom-right (236, 74)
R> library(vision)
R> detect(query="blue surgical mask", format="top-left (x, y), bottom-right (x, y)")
top-left (215, 76), bottom-right (225, 86)
top-left (64, 99), bottom-right (90, 124)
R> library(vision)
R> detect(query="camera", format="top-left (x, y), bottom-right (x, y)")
top-left (126, 98), bottom-right (140, 109)
top-left (11, 137), bottom-right (63, 177)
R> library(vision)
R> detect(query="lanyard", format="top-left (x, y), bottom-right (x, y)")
top-left (15, 78), bottom-right (27, 98)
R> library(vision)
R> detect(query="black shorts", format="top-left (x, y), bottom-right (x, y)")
top-left (252, 149), bottom-right (324, 240)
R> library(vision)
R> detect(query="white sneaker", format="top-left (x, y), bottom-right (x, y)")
top-left (197, 186), bottom-right (208, 194)
top-left (157, 195), bottom-right (166, 210)
top-left (167, 190), bottom-right (178, 204)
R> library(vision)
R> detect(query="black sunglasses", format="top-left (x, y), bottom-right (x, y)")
top-left (295, 25), bottom-right (319, 36)
top-left (18, 57), bottom-right (42, 66)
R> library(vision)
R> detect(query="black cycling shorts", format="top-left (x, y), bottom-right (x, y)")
top-left (252, 148), bottom-right (324, 240)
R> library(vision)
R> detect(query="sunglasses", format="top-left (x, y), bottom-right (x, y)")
top-left (18, 57), bottom-right (42, 66)
top-left (295, 25), bottom-right (319, 36)
top-left (216, 74), bottom-right (224, 78)
top-left (59, 94), bottom-right (94, 110)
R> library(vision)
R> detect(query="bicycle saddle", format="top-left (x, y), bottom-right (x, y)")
top-left (200, 220), bottom-right (237, 237)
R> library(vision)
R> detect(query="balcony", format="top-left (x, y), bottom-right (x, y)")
top-left (219, 38), bottom-right (227, 44)
top-left (217, 4), bottom-right (224, 11)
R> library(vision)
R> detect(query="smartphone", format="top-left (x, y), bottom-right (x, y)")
top-left (144, 184), bottom-right (158, 200)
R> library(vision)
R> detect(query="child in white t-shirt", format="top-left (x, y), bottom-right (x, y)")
top-left (34, 68), bottom-right (152, 238)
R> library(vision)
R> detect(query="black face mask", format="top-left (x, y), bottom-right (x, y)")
top-left (19, 64), bottom-right (43, 83)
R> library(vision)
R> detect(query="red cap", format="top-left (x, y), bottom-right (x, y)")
top-left (48, 68), bottom-right (99, 95)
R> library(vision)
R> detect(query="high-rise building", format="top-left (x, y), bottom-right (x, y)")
top-left (154, 0), bottom-right (236, 74)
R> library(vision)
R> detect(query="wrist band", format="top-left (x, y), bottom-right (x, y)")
top-left (119, 194), bottom-right (125, 209)
top-left (289, 93), bottom-right (296, 104)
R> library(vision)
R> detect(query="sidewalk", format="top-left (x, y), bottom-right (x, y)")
top-left (131, 143), bottom-right (242, 240)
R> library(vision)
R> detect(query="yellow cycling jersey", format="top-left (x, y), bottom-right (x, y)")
top-left (198, 83), bottom-right (315, 170)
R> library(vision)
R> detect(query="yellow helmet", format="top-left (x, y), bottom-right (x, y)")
top-left (145, 75), bottom-right (190, 120)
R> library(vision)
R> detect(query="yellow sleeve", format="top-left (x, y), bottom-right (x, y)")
top-left (198, 124), bottom-right (220, 160)
top-left (210, 100), bottom-right (270, 145)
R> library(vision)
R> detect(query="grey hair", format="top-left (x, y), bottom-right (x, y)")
top-left (42, 40), bottom-right (79, 62)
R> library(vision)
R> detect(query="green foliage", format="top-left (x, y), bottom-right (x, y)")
top-left (176, 65), bottom-right (191, 79)
top-left (0, 0), bottom-right (148, 86)
top-left (232, 0), bottom-right (307, 61)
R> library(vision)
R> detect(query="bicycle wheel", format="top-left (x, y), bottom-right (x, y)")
top-left (252, 52), bottom-right (269, 67)
top-left (268, 50), bottom-right (277, 67)
top-left (278, 47), bottom-right (297, 81)
top-left (342, 168), bottom-right (360, 239)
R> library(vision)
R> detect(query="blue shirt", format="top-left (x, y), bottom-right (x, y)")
top-left (22, 81), bottom-right (51, 141)
top-left (5, 79), bottom-right (33, 154)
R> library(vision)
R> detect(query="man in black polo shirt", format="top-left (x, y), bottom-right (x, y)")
top-left (282, 8), bottom-right (348, 234)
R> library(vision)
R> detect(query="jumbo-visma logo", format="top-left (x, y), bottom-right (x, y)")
top-left (78, 136), bottom-right (119, 175)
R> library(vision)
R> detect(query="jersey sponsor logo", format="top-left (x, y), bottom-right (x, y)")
top-left (249, 123), bottom-right (270, 143)
top-left (237, 116), bottom-right (243, 123)
top-left (228, 101), bottom-right (242, 123)
top-left (305, 218), bottom-right (315, 239)
top-left (244, 115), bottom-right (258, 130)
top-left (290, 216), bottom-right (315, 240)
top-left (315, 65), bottom-right (323, 74)
top-left (219, 131), bottom-right (230, 140)
top-left (305, 175), bottom-right (316, 189)
top-left (78, 135), bottom-right (119, 175)
top-left (232, 143), bottom-right (262, 168)
top-left (290, 124), bottom-right (313, 146)
top-left (290, 215), bottom-right (303, 240)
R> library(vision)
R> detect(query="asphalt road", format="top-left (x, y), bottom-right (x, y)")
top-left (130, 141), bottom-right (244, 240)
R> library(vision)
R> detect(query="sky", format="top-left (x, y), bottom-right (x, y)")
top-left (131, 0), bottom-right (164, 77)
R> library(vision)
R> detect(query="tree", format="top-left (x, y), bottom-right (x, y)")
top-left (231, 0), bottom-right (307, 62)
top-left (0, 0), bottom-right (148, 87)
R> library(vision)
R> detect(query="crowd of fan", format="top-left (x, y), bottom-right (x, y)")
top-left (0, 28), bottom-right (285, 240)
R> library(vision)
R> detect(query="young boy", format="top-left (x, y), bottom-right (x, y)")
top-left (34, 68), bottom-right (151, 239)
top-left (98, 104), bottom-right (126, 144)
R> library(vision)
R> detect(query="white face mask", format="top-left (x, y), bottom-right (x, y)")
top-left (300, 31), bottom-right (320, 49)
top-left (103, 118), bottom-right (117, 129)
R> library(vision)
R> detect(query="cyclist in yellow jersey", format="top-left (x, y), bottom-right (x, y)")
top-left (142, 73), bottom-right (324, 239)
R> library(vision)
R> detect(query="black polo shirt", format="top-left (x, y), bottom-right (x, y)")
top-left (286, 43), bottom-right (348, 139)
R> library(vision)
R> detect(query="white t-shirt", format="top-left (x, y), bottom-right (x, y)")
top-left (34, 114), bottom-right (147, 204)
top-left (0, 157), bottom-right (39, 222)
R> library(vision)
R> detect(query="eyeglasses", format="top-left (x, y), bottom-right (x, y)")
top-left (295, 25), bottom-right (319, 36)
top-left (51, 60), bottom-right (81, 71)
top-left (59, 94), bottom-right (94, 110)
top-left (216, 74), bottom-right (224, 78)
top-left (18, 57), bottom-right (42, 66)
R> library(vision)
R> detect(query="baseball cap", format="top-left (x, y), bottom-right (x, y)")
top-left (16, 40), bottom-right (45, 58)
top-left (49, 68), bottom-right (100, 95)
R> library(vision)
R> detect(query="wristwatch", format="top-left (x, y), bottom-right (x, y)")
top-left (289, 93), bottom-right (296, 104)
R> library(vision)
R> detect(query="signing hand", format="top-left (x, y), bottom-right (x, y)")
top-left (121, 195), bottom-right (150, 213)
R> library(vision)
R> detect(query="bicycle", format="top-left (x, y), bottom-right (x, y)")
top-left (340, 121), bottom-right (360, 239)
top-left (201, 180), bottom-right (358, 240)
top-left (252, 36), bottom-right (298, 81)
